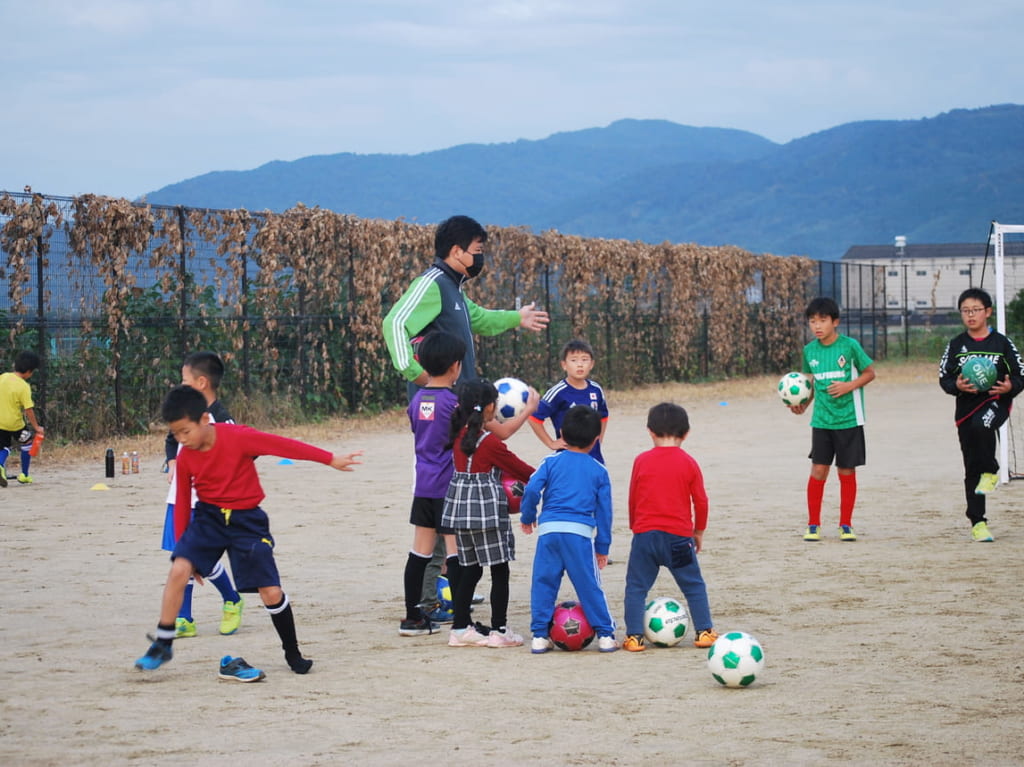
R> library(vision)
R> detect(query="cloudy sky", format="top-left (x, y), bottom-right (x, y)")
top-left (3, 0), bottom-right (1022, 199)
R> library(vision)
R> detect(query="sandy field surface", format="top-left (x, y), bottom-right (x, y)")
top-left (1, 361), bottom-right (1022, 766)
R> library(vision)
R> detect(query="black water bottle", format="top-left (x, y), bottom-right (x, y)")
top-left (105, 448), bottom-right (115, 478)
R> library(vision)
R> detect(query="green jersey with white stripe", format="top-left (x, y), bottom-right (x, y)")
top-left (802, 334), bottom-right (873, 429)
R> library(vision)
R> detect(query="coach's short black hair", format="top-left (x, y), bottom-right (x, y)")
top-left (183, 351), bottom-right (225, 390)
top-left (435, 215), bottom-right (487, 261)
top-left (805, 296), bottom-right (840, 320)
top-left (14, 350), bottom-right (40, 374)
top-left (162, 385), bottom-right (208, 423)
top-left (561, 405), bottom-right (601, 449)
top-left (417, 331), bottom-right (466, 377)
top-left (647, 402), bottom-right (690, 438)
top-left (958, 288), bottom-right (992, 309)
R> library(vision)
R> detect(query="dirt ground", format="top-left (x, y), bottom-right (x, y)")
top-left (1, 361), bottom-right (1022, 766)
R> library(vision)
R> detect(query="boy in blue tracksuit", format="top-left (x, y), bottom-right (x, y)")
top-left (520, 406), bottom-right (618, 653)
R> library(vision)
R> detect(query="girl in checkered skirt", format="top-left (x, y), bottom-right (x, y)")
top-left (442, 379), bottom-right (537, 648)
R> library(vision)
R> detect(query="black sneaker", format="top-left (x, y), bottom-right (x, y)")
top-left (399, 616), bottom-right (440, 636)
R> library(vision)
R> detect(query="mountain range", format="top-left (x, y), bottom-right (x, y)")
top-left (143, 104), bottom-right (1024, 260)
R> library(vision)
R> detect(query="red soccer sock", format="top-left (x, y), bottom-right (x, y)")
top-left (839, 472), bottom-right (857, 527)
top-left (806, 476), bottom-right (826, 527)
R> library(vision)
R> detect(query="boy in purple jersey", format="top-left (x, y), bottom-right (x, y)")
top-left (400, 332), bottom-right (467, 636)
top-left (529, 339), bottom-right (609, 464)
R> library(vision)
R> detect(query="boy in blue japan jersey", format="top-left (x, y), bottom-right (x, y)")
top-left (529, 340), bottom-right (609, 464)
top-left (938, 288), bottom-right (1024, 542)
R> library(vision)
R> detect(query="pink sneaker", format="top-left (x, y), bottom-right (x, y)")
top-left (486, 627), bottom-right (524, 648)
top-left (448, 626), bottom-right (490, 647)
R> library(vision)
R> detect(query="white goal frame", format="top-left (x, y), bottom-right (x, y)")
top-left (992, 221), bottom-right (1024, 483)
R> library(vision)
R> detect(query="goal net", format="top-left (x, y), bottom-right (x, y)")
top-left (990, 223), bottom-right (1024, 480)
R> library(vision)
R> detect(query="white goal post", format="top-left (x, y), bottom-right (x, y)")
top-left (992, 221), bottom-right (1024, 483)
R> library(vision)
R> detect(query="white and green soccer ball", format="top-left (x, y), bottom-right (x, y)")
top-left (642, 596), bottom-right (688, 647)
top-left (707, 631), bottom-right (765, 687)
top-left (777, 371), bottom-right (812, 407)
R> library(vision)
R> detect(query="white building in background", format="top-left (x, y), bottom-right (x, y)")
top-left (842, 236), bottom-right (1024, 314)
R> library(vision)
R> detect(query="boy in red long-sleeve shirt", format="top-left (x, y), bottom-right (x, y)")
top-left (135, 385), bottom-right (362, 680)
top-left (622, 402), bottom-right (717, 652)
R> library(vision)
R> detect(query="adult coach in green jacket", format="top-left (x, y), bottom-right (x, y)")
top-left (383, 215), bottom-right (549, 391)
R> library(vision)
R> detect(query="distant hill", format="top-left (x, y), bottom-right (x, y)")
top-left (143, 105), bottom-right (1024, 259)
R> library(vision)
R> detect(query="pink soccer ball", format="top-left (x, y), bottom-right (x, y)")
top-left (549, 600), bottom-right (595, 651)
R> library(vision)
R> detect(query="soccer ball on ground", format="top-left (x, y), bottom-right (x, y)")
top-left (436, 576), bottom-right (453, 612)
top-left (549, 600), bottom-right (595, 651)
top-left (494, 377), bottom-right (530, 422)
top-left (707, 631), bottom-right (765, 688)
top-left (962, 356), bottom-right (998, 392)
top-left (642, 596), bottom-right (689, 647)
top-left (778, 371), bottom-right (812, 407)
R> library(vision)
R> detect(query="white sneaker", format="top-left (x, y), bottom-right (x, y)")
top-left (597, 635), bottom-right (619, 653)
top-left (531, 636), bottom-right (554, 654)
top-left (448, 626), bottom-right (489, 647)
top-left (472, 593), bottom-right (486, 605)
top-left (487, 627), bottom-right (523, 648)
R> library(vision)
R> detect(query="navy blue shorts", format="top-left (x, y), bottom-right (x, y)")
top-left (809, 426), bottom-right (866, 468)
top-left (171, 502), bottom-right (279, 592)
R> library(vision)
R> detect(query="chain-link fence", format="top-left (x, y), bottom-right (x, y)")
top-left (2, 190), bottom-right (914, 439)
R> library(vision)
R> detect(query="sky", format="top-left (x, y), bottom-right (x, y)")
top-left (2, 0), bottom-right (1022, 200)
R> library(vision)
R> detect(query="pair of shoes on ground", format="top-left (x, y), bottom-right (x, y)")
top-left (399, 616), bottom-right (441, 636)
top-left (530, 635), bottom-right (618, 653)
top-left (971, 521), bottom-right (994, 542)
top-left (803, 525), bottom-right (857, 542)
top-left (174, 599), bottom-right (245, 638)
top-left (219, 655), bottom-right (265, 682)
top-left (975, 472), bottom-right (999, 495)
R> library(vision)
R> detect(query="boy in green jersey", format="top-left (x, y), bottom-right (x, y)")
top-left (788, 297), bottom-right (876, 542)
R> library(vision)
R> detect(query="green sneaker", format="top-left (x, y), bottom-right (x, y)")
top-left (0, 465), bottom-right (7, 488)
top-left (975, 473), bottom-right (999, 495)
top-left (803, 525), bottom-right (821, 541)
top-left (839, 525), bottom-right (857, 542)
top-left (971, 521), bottom-right (994, 542)
top-left (219, 598), bottom-right (244, 635)
top-left (175, 617), bottom-right (197, 638)
top-left (16, 473), bottom-right (32, 484)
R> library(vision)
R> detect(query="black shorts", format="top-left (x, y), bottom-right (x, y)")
top-left (409, 496), bottom-right (454, 534)
top-left (809, 426), bottom-right (866, 469)
top-left (0, 429), bottom-right (30, 450)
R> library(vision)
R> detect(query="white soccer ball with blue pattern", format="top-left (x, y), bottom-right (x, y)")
top-left (707, 631), bottom-right (765, 688)
top-left (777, 371), bottom-right (812, 407)
top-left (643, 596), bottom-right (688, 647)
top-left (494, 377), bottom-right (530, 422)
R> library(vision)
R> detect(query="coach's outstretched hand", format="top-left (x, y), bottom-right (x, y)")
top-left (330, 451), bottom-right (363, 471)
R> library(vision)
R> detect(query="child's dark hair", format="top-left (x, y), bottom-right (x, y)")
top-left (162, 385), bottom-right (208, 424)
top-left (435, 215), bottom-right (487, 261)
top-left (14, 350), bottom-right (40, 374)
top-left (417, 331), bottom-right (467, 377)
top-left (647, 402), bottom-right (690, 438)
top-left (183, 351), bottom-right (225, 390)
top-left (561, 339), bottom-right (595, 359)
top-left (957, 288), bottom-right (992, 309)
top-left (561, 405), bottom-right (601, 449)
top-left (447, 378), bottom-right (498, 456)
top-left (805, 297), bottom-right (840, 320)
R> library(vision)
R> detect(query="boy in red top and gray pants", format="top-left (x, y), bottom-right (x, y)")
top-left (622, 402), bottom-right (718, 652)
